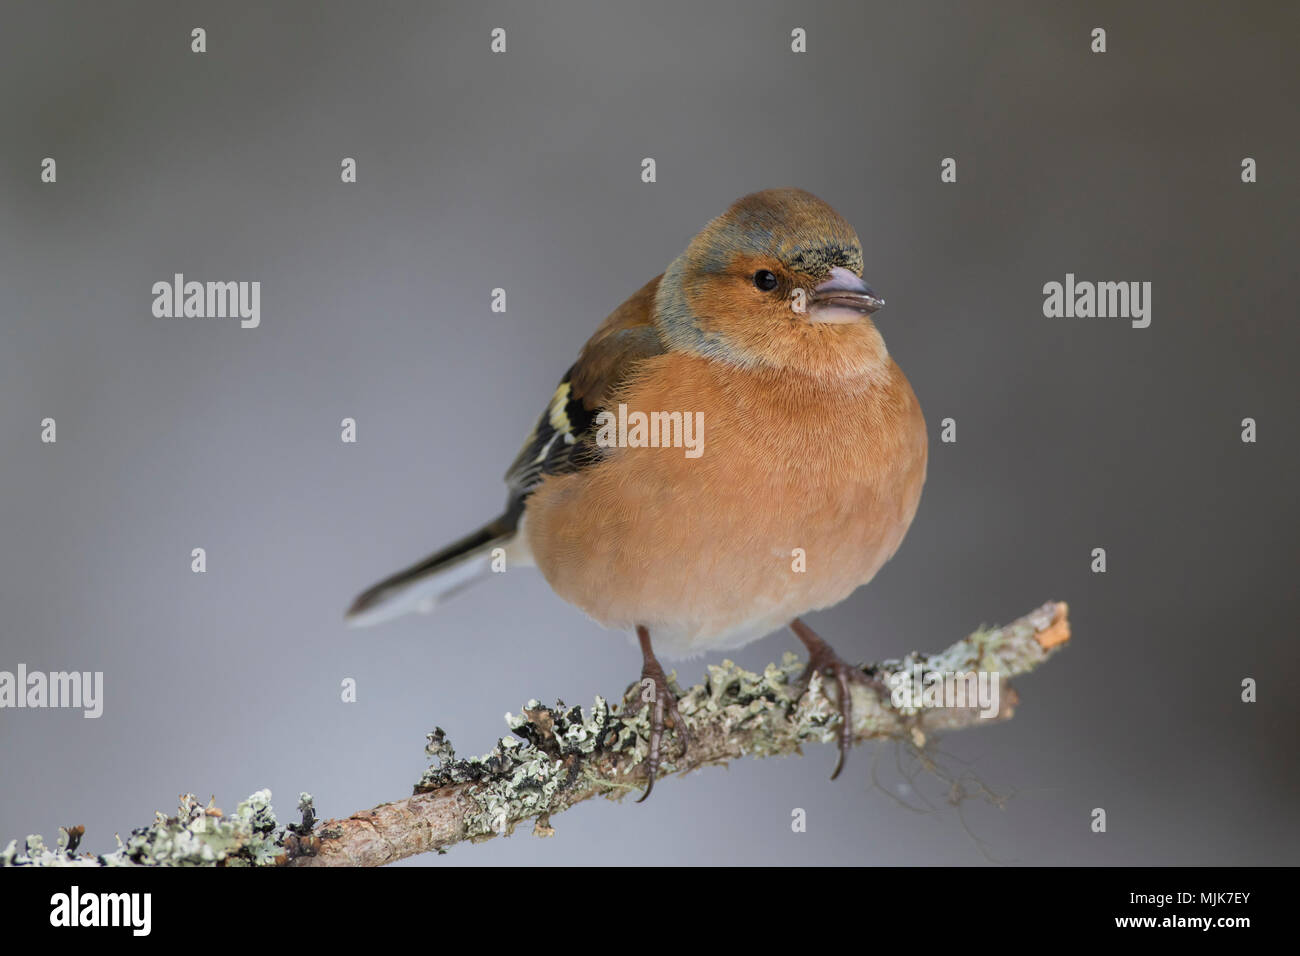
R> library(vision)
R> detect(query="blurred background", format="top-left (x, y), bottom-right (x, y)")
top-left (1, 0), bottom-right (1297, 865)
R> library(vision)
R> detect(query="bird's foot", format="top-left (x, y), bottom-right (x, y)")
top-left (788, 618), bottom-right (886, 780)
top-left (628, 626), bottom-right (689, 803)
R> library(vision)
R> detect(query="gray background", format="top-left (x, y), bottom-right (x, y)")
top-left (2, 0), bottom-right (1297, 866)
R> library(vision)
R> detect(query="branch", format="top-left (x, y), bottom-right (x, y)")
top-left (2, 602), bottom-right (1070, 867)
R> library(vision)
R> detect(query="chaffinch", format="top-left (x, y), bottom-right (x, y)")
top-left (348, 188), bottom-right (928, 797)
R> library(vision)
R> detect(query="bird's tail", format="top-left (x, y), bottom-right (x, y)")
top-left (345, 504), bottom-right (522, 628)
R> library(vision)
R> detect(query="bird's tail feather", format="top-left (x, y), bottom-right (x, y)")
top-left (345, 506), bottom-right (521, 628)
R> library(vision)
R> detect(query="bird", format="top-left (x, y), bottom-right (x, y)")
top-left (347, 188), bottom-right (928, 799)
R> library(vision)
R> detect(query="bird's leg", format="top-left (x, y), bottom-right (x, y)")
top-left (788, 617), bottom-right (886, 780)
top-left (629, 625), bottom-right (689, 803)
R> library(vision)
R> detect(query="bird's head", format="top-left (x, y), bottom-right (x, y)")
top-left (654, 188), bottom-right (890, 379)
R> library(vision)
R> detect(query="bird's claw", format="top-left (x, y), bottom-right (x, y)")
top-left (789, 619), bottom-right (887, 780)
top-left (629, 656), bottom-right (689, 803)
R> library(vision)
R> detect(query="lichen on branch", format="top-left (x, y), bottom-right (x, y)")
top-left (1, 601), bottom-right (1070, 867)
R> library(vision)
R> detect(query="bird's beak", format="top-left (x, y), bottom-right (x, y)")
top-left (808, 266), bottom-right (885, 323)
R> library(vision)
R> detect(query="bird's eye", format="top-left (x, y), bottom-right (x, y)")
top-left (753, 270), bottom-right (779, 292)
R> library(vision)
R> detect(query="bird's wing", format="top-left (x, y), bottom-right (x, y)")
top-left (504, 275), bottom-right (666, 503)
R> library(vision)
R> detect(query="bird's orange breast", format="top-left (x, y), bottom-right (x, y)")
top-left (523, 350), bottom-right (928, 657)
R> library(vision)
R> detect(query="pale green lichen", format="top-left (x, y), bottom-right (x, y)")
top-left (418, 696), bottom-right (621, 838)
top-left (414, 654), bottom-right (851, 840)
top-left (1, 790), bottom-right (291, 867)
top-left (876, 605), bottom-right (1059, 716)
top-left (680, 654), bottom-right (843, 755)
top-left (412, 609), bottom-right (1065, 843)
